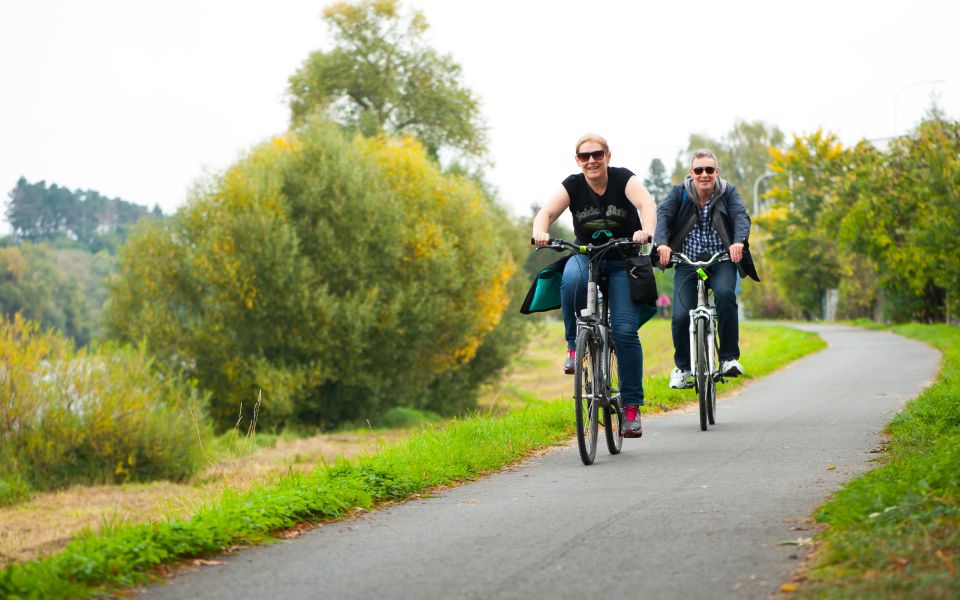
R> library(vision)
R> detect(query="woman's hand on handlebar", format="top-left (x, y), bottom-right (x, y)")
top-left (632, 229), bottom-right (652, 244)
top-left (531, 230), bottom-right (551, 247)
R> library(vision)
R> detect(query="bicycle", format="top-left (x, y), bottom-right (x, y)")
top-left (536, 237), bottom-right (644, 464)
top-left (669, 251), bottom-right (730, 431)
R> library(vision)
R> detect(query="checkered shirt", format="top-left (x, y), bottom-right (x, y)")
top-left (681, 201), bottom-right (725, 259)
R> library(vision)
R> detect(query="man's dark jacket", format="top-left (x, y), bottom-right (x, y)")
top-left (653, 177), bottom-right (760, 282)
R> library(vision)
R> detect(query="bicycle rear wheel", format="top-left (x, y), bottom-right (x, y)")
top-left (695, 318), bottom-right (710, 431)
top-left (575, 328), bottom-right (599, 464)
top-left (603, 343), bottom-right (623, 454)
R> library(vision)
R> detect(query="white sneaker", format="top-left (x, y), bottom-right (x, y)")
top-left (669, 368), bottom-right (693, 389)
top-left (721, 359), bottom-right (743, 377)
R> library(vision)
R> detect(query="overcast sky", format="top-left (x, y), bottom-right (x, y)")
top-left (2, 0), bottom-right (958, 229)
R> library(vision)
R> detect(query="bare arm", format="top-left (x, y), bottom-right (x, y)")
top-left (625, 175), bottom-right (656, 244)
top-left (531, 186), bottom-right (571, 246)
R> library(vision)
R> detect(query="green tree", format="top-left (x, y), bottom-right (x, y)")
top-left (673, 120), bottom-right (785, 211)
top-left (643, 158), bottom-right (671, 202)
top-left (5, 177), bottom-right (155, 252)
top-left (762, 131), bottom-right (850, 319)
top-left (107, 120), bottom-right (523, 431)
top-left (0, 243), bottom-right (91, 345)
top-left (838, 110), bottom-right (960, 322)
top-left (287, 0), bottom-right (487, 162)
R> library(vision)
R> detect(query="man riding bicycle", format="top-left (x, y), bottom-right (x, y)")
top-left (654, 149), bottom-right (759, 389)
top-left (532, 133), bottom-right (657, 437)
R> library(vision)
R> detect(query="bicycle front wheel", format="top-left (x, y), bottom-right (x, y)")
top-left (575, 328), bottom-right (599, 464)
top-left (695, 318), bottom-right (710, 431)
top-left (603, 342), bottom-right (623, 455)
top-left (707, 325), bottom-right (719, 425)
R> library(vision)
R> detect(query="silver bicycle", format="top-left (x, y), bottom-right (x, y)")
top-left (670, 251), bottom-right (730, 431)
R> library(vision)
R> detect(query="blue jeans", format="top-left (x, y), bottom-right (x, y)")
top-left (561, 254), bottom-right (646, 406)
top-left (671, 261), bottom-right (740, 371)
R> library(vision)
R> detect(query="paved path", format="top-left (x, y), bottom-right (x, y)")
top-left (142, 324), bottom-right (940, 599)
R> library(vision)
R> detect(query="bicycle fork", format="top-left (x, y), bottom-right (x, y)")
top-left (688, 277), bottom-right (717, 382)
top-left (688, 308), bottom-right (713, 380)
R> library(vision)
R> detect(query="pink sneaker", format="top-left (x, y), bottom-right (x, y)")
top-left (623, 405), bottom-right (643, 438)
top-left (562, 349), bottom-right (576, 375)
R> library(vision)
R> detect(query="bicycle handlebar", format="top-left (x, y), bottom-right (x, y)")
top-left (669, 250), bottom-right (730, 269)
top-left (531, 237), bottom-right (647, 254)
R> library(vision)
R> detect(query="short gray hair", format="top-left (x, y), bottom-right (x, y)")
top-left (689, 149), bottom-right (719, 170)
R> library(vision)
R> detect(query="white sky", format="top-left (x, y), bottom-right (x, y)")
top-left (2, 0), bottom-right (958, 229)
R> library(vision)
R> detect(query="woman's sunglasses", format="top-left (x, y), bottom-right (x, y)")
top-left (577, 150), bottom-right (606, 162)
top-left (692, 166), bottom-right (717, 175)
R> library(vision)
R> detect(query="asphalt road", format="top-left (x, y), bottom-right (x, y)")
top-left (141, 324), bottom-right (940, 599)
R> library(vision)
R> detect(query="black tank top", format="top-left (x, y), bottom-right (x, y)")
top-left (562, 166), bottom-right (640, 246)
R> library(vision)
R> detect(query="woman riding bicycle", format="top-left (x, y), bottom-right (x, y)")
top-left (531, 133), bottom-right (657, 438)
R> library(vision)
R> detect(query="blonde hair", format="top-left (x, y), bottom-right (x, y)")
top-left (689, 149), bottom-right (719, 170)
top-left (575, 133), bottom-right (610, 154)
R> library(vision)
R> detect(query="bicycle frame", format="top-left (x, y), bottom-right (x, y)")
top-left (688, 268), bottom-right (718, 382)
top-left (550, 238), bottom-right (646, 405)
top-left (671, 251), bottom-right (730, 385)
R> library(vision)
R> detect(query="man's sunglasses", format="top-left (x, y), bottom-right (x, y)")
top-left (577, 150), bottom-right (606, 162)
top-left (692, 166), bottom-right (717, 175)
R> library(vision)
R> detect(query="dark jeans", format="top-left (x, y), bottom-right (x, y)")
top-left (671, 261), bottom-right (740, 371)
top-left (561, 254), bottom-right (646, 406)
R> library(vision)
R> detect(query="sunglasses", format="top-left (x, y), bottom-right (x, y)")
top-left (577, 150), bottom-right (606, 162)
top-left (692, 166), bottom-right (717, 175)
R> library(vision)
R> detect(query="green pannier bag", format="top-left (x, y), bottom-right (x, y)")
top-left (519, 255), bottom-right (570, 314)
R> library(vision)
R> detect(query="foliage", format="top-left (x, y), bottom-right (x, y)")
top-left (802, 323), bottom-right (960, 598)
top-left (838, 111), bottom-right (960, 322)
top-left (672, 119), bottom-right (786, 208)
top-left (643, 158), bottom-right (672, 202)
top-left (0, 242), bottom-right (93, 345)
top-left (763, 110), bottom-right (960, 323)
top-left (0, 314), bottom-right (210, 494)
top-left (0, 473), bottom-right (31, 507)
top-left (762, 131), bottom-right (850, 319)
top-left (4, 177), bottom-right (160, 253)
top-left (520, 205), bottom-right (574, 285)
top-left (106, 119), bottom-right (524, 431)
top-left (287, 0), bottom-right (487, 163)
top-left (52, 248), bottom-right (115, 341)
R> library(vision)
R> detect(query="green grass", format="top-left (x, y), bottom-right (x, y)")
top-left (641, 321), bottom-right (826, 413)
top-left (0, 322), bottom-right (822, 598)
top-left (797, 323), bottom-right (960, 599)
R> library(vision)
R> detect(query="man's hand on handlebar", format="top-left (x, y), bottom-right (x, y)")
top-left (728, 242), bottom-right (744, 263)
top-left (657, 244), bottom-right (672, 267)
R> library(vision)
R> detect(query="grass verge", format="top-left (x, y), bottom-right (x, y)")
top-left (0, 322), bottom-right (822, 598)
top-left (642, 321), bottom-right (826, 413)
top-left (795, 323), bottom-right (959, 598)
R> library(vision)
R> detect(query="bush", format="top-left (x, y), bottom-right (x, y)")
top-left (0, 473), bottom-right (31, 507)
top-left (107, 119), bottom-right (529, 431)
top-left (0, 314), bottom-right (210, 493)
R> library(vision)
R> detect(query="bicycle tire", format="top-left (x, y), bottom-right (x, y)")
top-left (603, 343), bottom-right (623, 454)
top-left (575, 328), bottom-right (599, 464)
top-left (696, 318), bottom-right (709, 431)
top-left (707, 324), bottom-right (719, 425)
